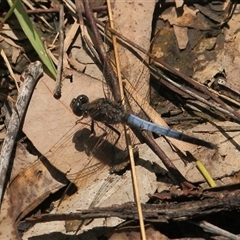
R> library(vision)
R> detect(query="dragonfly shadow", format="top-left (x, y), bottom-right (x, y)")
top-left (72, 127), bottom-right (129, 167)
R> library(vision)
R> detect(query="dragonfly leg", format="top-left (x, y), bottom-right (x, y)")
top-left (91, 123), bottom-right (120, 155)
top-left (88, 121), bottom-right (108, 156)
top-left (75, 116), bottom-right (84, 125)
top-left (88, 122), bottom-right (121, 163)
top-left (105, 123), bottom-right (121, 147)
top-left (90, 120), bottom-right (96, 136)
top-left (84, 132), bottom-right (107, 158)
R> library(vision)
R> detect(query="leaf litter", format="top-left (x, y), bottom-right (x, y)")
top-left (2, 0), bottom-right (240, 239)
top-left (18, 2), bottom-right (158, 238)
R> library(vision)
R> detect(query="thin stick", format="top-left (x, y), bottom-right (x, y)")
top-left (22, 0), bottom-right (53, 29)
top-left (82, 0), bottom-right (121, 102)
top-left (75, 0), bottom-right (101, 64)
top-left (0, 49), bottom-right (20, 93)
top-left (191, 221), bottom-right (240, 240)
top-left (53, 3), bottom-right (64, 99)
top-left (0, 61), bottom-right (43, 206)
top-left (155, 69), bottom-right (240, 123)
top-left (106, 1), bottom-right (146, 239)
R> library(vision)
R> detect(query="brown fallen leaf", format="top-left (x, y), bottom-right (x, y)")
top-left (173, 25), bottom-right (188, 50)
top-left (0, 141), bottom-right (68, 239)
top-left (107, 224), bottom-right (168, 240)
top-left (175, 0), bottom-right (184, 8)
top-left (160, 5), bottom-right (209, 30)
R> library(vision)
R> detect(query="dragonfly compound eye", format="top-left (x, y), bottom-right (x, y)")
top-left (70, 95), bottom-right (89, 117)
top-left (70, 98), bottom-right (82, 116)
top-left (77, 94), bottom-right (89, 104)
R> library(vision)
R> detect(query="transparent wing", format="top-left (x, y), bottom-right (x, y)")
top-left (46, 17), bottom-right (152, 230)
top-left (40, 114), bottom-right (130, 220)
top-left (102, 21), bottom-right (151, 148)
top-left (101, 20), bottom-right (151, 113)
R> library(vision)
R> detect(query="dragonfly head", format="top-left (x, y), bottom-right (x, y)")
top-left (70, 94), bottom-right (89, 117)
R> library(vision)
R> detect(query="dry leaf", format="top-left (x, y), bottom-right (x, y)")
top-left (111, 0), bottom-right (155, 102)
top-left (0, 145), bottom-right (66, 239)
top-left (108, 225), bottom-right (168, 240)
top-left (173, 25), bottom-right (188, 50)
top-left (175, 0), bottom-right (184, 8)
top-left (160, 5), bottom-right (210, 30)
top-left (139, 121), bottom-right (240, 191)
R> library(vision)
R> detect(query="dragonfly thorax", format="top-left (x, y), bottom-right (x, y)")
top-left (71, 95), bottom-right (128, 124)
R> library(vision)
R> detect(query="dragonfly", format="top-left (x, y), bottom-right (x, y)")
top-left (70, 94), bottom-right (216, 149)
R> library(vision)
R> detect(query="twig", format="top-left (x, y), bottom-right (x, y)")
top-left (0, 49), bottom-right (20, 93)
top-left (0, 61), bottom-right (43, 206)
top-left (75, 0), bottom-right (101, 63)
top-left (53, 3), bottom-right (64, 99)
top-left (22, 0), bottom-right (53, 29)
top-left (25, 185), bottom-right (240, 224)
top-left (153, 68), bottom-right (240, 123)
top-left (26, 6), bottom-right (108, 15)
top-left (141, 131), bottom-right (195, 190)
top-left (82, 0), bottom-right (121, 103)
top-left (26, 8), bottom-right (59, 14)
top-left (191, 221), bottom-right (240, 240)
top-left (106, 1), bottom-right (146, 239)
